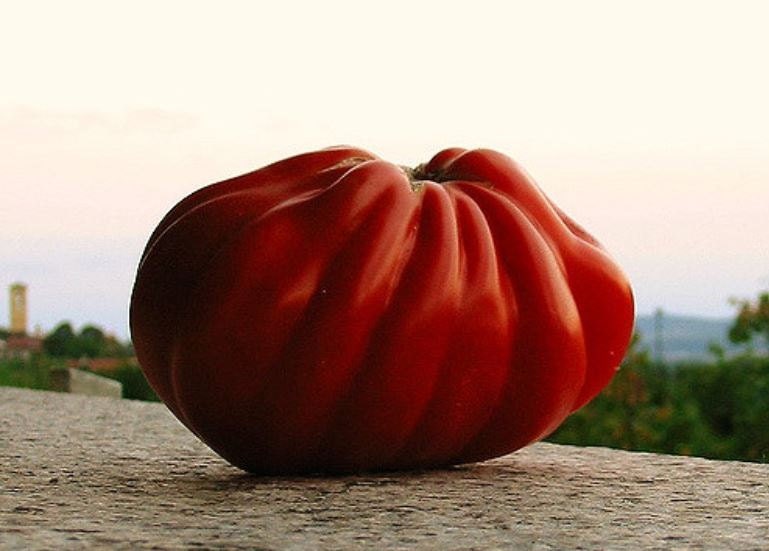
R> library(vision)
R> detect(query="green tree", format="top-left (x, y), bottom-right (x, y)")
top-left (675, 354), bottom-right (769, 461)
top-left (102, 333), bottom-right (134, 358)
top-left (43, 322), bottom-right (79, 357)
top-left (77, 324), bottom-right (107, 358)
top-left (729, 291), bottom-right (769, 349)
top-left (43, 322), bottom-right (133, 359)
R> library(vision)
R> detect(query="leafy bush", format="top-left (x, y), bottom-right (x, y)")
top-left (95, 362), bottom-right (159, 402)
top-left (0, 355), bottom-right (62, 391)
top-left (43, 322), bottom-right (133, 359)
top-left (548, 339), bottom-right (769, 463)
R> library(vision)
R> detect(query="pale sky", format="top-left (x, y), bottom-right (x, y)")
top-left (2, 0), bottom-right (768, 339)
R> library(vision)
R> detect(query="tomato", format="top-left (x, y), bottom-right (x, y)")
top-left (130, 146), bottom-right (634, 474)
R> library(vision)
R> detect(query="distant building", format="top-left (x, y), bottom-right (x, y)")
top-left (3, 334), bottom-right (44, 360)
top-left (9, 282), bottom-right (28, 335)
top-left (1, 283), bottom-right (44, 359)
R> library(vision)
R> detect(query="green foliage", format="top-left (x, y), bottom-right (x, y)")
top-left (548, 336), bottom-right (769, 463)
top-left (77, 325), bottom-right (107, 358)
top-left (43, 322), bottom-right (78, 357)
top-left (0, 355), bottom-right (63, 391)
top-left (675, 354), bottom-right (769, 461)
top-left (729, 291), bottom-right (769, 349)
top-left (94, 363), bottom-right (159, 402)
top-left (43, 321), bottom-right (133, 359)
top-left (4, 320), bottom-right (154, 399)
top-left (1, 355), bottom-right (158, 402)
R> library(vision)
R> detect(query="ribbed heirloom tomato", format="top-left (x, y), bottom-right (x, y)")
top-left (130, 146), bottom-right (634, 475)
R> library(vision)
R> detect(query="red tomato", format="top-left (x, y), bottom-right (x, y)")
top-left (130, 146), bottom-right (634, 474)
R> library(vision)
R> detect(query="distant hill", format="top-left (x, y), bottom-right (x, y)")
top-left (634, 313), bottom-right (744, 363)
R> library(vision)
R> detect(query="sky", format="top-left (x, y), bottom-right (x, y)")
top-left (1, 0), bottom-right (768, 340)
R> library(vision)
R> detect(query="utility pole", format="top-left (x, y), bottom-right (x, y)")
top-left (653, 307), bottom-right (664, 364)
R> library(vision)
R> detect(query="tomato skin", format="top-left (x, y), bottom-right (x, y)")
top-left (130, 146), bottom-right (634, 474)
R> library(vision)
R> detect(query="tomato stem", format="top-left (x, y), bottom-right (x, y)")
top-left (401, 163), bottom-right (445, 192)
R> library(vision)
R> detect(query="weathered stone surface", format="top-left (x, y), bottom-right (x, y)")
top-left (49, 367), bottom-right (122, 398)
top-left (1, 386), bottom-right (768, 550)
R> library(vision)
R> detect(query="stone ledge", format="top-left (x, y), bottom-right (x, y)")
top-left (1, 386), bottom-right (767, 550)
top-left (49, 367), bottom-right (123, 399)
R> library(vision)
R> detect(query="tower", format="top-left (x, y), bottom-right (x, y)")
top-left (9, 283), bottom-right (28, 335)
